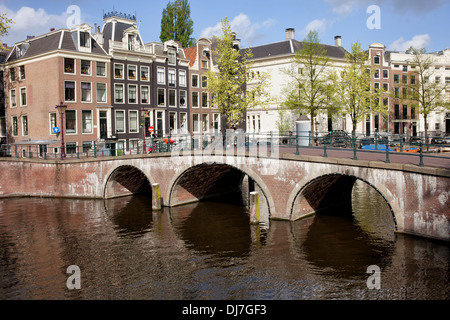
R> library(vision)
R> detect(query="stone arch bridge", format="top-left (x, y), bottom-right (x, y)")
top-left (0, 152), bottom-right (449, 241)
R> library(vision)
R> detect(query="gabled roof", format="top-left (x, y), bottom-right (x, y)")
top-left (244, 39), bottom-right (348, 60)
top-left (6, 29), bottom-right (108, 63)
top-left (184, 46), bottom-right (197, 67)
top-left (101, 19), bottom-right (143, 53)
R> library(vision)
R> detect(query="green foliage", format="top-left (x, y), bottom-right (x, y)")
top-left (0, 11), bottom-right (13, 49)
top-left (405, 46), bottom-right (450, 138)
top-left (282, 30), bottom-right (336, 136)
top-left (206, 17), bottom-right (271, 129)
top-left (331, 41), bottom-right (386, 134)
top-left (160, 0), bottom-right (195, 48)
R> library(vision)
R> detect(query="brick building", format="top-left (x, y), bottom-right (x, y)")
top-left (3, 24), bottom-right (111, 155)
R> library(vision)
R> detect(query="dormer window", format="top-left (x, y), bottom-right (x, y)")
top-left (168, 47), bottom-right (176, 65)
top-left (80, 32), bottom-right (90, 48)
top-left (128, 34), bottom-right (135, 51)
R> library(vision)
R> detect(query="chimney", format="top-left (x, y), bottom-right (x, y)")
top-left (286, 28), bottom-right (295, 41)
top-left (335, 35), bottom-right (342, 47)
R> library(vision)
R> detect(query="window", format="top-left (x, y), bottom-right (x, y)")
top-left (180, 113), bottom-right (187, 132)
top-left (402, 65), bottom-right (408, 72)
top-left (394, 87), bottom-right (399, 99)
top-left (129, 111), bottom-right (138, 133)
top-left (192, 92), bottom-right (199, 107)
top-left (158, 88), bottom-right (165, 106)
top-left (66, 142), bottom-right (77, 154)
top-left (402, 75), bottom-right (408, 84)
top-left (12, 116), bottom-right (18, 136)
top-left (128, 34), bottom-right (135, 51)
top-left (374, 69), bottom-right (380, 79)
top-left (179, 90), bottom-right (187, 107)
top-left (9, 67), bottom-right (15, 81)
top-left (65, 81), bottom-right (76, 102)
top-left (411, 75), bottom-right (416, 85)
top-left (82, 142), bottom-right (92, 153)
top-left (192, 74), bottom-right (199, 87)
top-left (64, 58), bottom-right (75, 74)
top-left (169, 89), bottom-right (176, 107)
top-left (193, 113), bottom-right (199, 133)
top-left (168, 47), bottom-right (176, 65)
top-left (49, 113), bottom-right (57, 134)
top-left (402, 87), bottom-right (408, 99)
top-left (213, 114), bottom-right (220, 132)
top-left (394, 104), bottom-right (400, 120)
top-left (157, 67), bottom-right (165, 84)
top-left (96, 62), bottom-right (106, 77)
top-left (202, 92), bottom-right (208, 108)
top-left (128, 65), bottom-right (137, 80)
top-left (374, 56), bottom-right (380, 64)
top-left (446, 77), bottom-right (450, 84)
top-left (128, 85), bottom-right (137, 103)
top-left (168, 69), bottom-right (176, 86)
top-left (20, 88), bottom-right (27, 106)
top-left (19, 66), bottom-right (25, 80)
top-left (115, 111), bottom-right (125, 133)
top-left (141, 86), bottom-right (150, 104)
top-left (81, 60), bottom-right (91, 75)
top-left (201, 60), bottom-right (208, 69)
top-left (383, 83), bottom-right (388, 92)
top-left (179, 70), bottom-right (186, 86)
top-left (141, 66), bottom-right (150, 81)
top-left (114, 64), bottom-right (124, 79)
top-left (82, 110), bottom-right (92, 133)
top-left (96, 83), bottom-right (107, 103)
top-left (114, 84), bottom-right (124, 103)
top-left (202, 114), bottom-right (208, 132)
top-left (66, 110), bottom-right (76, 134)
top-left (22, 116), bottom-right (28, 136)
top-left (383, 70), bottom-right (388, 79)
top-left (435, 76), bottom-right (441, 83)
top-left (403, 105), bottom-right (408, 119)
top-left (202, 76), bottom-right (207, 88)
top-left (10, 89), bottom-right (16, 108)
top-left (81, 82), bottom-right (91, 102)
top-left (80, 32), bottom-right (90, 48)
top-left (411, 106), bottom-right (416, 119)
top-left (394, 74), bottom-right (399, 84)
top-left (169, 112), bottom-right (177, 132)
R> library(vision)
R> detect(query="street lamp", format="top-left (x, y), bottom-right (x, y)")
top-left (140, 106), bottom-right (148, 154)
top-left (55, 101), bottom-right (67, 158)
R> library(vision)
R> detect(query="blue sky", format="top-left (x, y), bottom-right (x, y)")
top-left (1, 0), bottom-right (449, 52)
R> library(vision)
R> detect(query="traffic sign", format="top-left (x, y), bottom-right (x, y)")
top-left (53, 127), bottom-right (60, 133)
top-left (148, 126), bottom-right (154, 133)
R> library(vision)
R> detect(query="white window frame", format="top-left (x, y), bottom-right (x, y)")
top-left (64, 81), bottom-right (76, 103)
top-left (19, 87), bottom-right (27, 107)
top-left (128, 84), bottom-right (138, 104)
top-left (179, 90), bottom-right (187, 108)
top-left (10, 89), bottom-right (17, 108)
top-left (80, 60), bottom-right (91, 76)
top-left (168, 89), bottom-right (177, 107)
top-left (115, 110), bottom-right (126, 134)
top-left (82, 110), bottom-right (93, 134)
top-left (128, 65), bottom-right (137, 81)
top-left (157, 88), bottom-right (166, 107)
top-left (114, 63), bottom-right (124, 79)
top-left (157, 67), bottom-right (165, 84)
top-left (141, 85), bottom-right (150, 104)
top-left (129, 110), bottom-right (139, 133)
top-left (114, 84), bottom-right (125, 104)
top-left (96, 61), bottom-right (107, 77)
top-left (179, 69), bottom-right (186, 87)
top-left (81, 81), bottom-right (92, 103)
top-left (21, 115), bottom-right (28, 136)
top-left (96, 83), bottom-right (107, 103)
top-left (141, 66), bottom-right (150, 81)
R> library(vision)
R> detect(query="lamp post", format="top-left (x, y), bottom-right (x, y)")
top-left (55, 102), bottom-right (67, 158)
top-left (140, 106), bottom-right (148, 154)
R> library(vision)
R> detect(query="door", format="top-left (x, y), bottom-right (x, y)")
top-left (100, 111), bottom-right (108, 139)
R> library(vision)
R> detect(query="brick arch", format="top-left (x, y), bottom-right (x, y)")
top-left (103, 164), bottom-right (153, 199)
top-left (288, 172), bottom-right (398, 230)
top-left (167, 161), bottom-right (275, 219)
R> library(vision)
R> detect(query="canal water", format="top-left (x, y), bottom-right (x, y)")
top-left (0, 180), bottom-right (448, 300)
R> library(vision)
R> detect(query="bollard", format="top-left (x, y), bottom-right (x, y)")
top-left (385, 143), bottom-right (390, 163)
top-left (249, 191), bottom-right (260, 225)
top-left (419, 143), bottom-right (424, 167)
top-left (296, 134), bottom-right (299, 155)
top-left (152, 183), bottom-right (162, 211)
top-left (352, 137), bottom-right (357, 160)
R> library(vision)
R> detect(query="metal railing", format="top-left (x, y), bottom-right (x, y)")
top-left (1, 131), bottom-right (449, 167)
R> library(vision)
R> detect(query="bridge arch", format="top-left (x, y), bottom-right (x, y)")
top-left (289, 172), bottom-right (398, 231)
top-left (104, 164), bottom-right (153, 199)
top-left (167, 161), bottom-right (275, 222)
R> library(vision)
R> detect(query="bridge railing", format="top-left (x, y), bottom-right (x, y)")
top-left (1, 131), bottom-right (449, 167)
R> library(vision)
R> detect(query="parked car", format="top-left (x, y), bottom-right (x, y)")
top-left (431, 136), bottom-right (450, 145)
top-left (409, 137), bottom-right (423, 145)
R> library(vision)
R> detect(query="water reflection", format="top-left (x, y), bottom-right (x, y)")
top-left (0, 181), bottom-right (448, 299)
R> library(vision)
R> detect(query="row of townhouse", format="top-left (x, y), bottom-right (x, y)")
top-left (1, 15), bottom-right (449, 156)
top-left (0, 11), bottom-right (223, 155)
top-left (245, 28), bottom-right (450, 138)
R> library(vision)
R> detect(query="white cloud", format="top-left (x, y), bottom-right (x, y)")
top-left (303, 19), bottom-right (329, 35)
top-left (326, 0), bottom-right (447, 15)
top-left (387, 34), bottom-right (431, 51)
top-left (0, 5), bottom-right (68, 45)
top-left (200, 13), bottom-right (276, 46)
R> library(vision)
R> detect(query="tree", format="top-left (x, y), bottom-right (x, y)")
top-left (0, 11), bottom-right (13, 49)
top-left (282, 30), bottom-right (336, 137)
top-left (331, 41), bottom-right (385, 135)
top-left (160, 0), bottom-right (195, 48)
top-left (206, 17), bottom-right (270, 130)
top-left (405, 47), bottom-right (449, 140)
